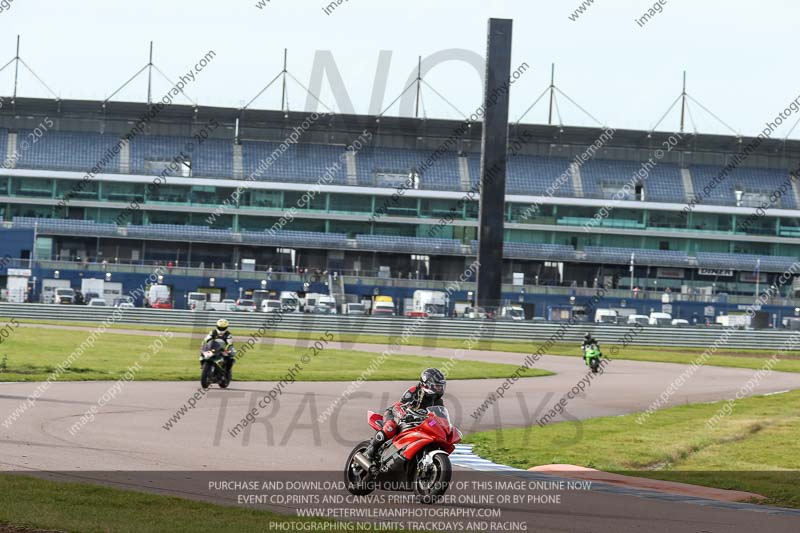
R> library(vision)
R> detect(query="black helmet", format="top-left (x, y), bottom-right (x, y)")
top-left (584, 333), bottom-right (593, 341)
top-left (419, 368), bottom-right (446, 399)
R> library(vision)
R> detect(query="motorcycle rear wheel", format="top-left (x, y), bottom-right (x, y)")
top-left (344, 440), bottom-right (375, 496)
top-left (200, 362), bottom-right (214, 389)
top-left (413, 453), bottom-right (452, 504)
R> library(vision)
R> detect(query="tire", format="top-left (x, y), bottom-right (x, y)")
top-left (344, 440), bottom-right (375, 496)
top-left (590, 358), bottom-right (599, 373)
top-left (200, 362), bottom-right (214, 389)
top-left (413, 452), bottom-right (452, 504)
top-left (219, 368), bottom-right (232, 389)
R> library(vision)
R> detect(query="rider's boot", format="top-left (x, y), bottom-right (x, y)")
top-left (363, 419), bottom-right (398, 462)
top-left (363, 431), bottom-right (385, 461)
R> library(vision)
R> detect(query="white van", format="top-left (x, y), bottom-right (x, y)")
top-left (187, 292), bottom-right (208, 311)
top-left (345, 302), bottom-right (367, 315)
top-left (627, 314), bottom-right (649, 326)
top-left (649, 312), bottom-right (672, 326)
top-left (594, 309), bottom-right (618, 324)
top-left (261, 299), bottom-right (283, 313)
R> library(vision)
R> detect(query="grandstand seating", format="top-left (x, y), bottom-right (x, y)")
top-left (126, 223), bottom-right (233, 242)
top-left (689, 166), bottom-right (797, 209)
top-left (580, 159), bottom-right (685, 203)
top-left (695, 252), bottom-right (797, 272)
top-left (584, 246), bottom-right (690, 267)
top-left (467, 153), bottom-right (575, 196)
top-left (241, 230), bottom-right (348, 248)
top-left (470, 241), bottom-right (577, 261)
top-left (241, 141), bottom-right (348, 184)
top-left (355, 147), bottom-right (461, 190)
top-left (14, 130), bottom-right (123, 173)
top-left (129, 136), bottom-right (233, 178)
top-left (356, 234), bottom-right (464, 255)
top-left (12, 216), bottom-right (120, 237)
top-left (4, 127), bottom-right (800, 210)
top-left (0, 129), bottom-right (7, 165)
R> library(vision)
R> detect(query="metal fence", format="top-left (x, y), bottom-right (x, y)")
top-left (1, 303), bottom-right (797, 351)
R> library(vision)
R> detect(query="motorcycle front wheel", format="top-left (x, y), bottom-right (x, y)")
top-left (344, 440), bottom-right (375, 496)
top-left (590, 358), bottom-right (600, 373)
top-left (219, 367), bottom-right (232, 389)
top-left (413, 453), bottom-right (452, 504)
top-left (200, 362), bottom-right (214, 389)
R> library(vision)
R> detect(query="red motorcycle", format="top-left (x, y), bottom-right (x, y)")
top-left (344, 403), bottom-right (461, 503)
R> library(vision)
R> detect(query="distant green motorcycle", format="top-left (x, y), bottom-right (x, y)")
top-left (583, 343), bottom-right (602, 373)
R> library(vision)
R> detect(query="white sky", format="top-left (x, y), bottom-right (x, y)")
top-left (1, 0), bottom-right (799, 138)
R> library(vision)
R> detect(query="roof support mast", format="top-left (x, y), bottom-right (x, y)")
top-left (12, 35), bottom-right (20, 101)
top-left (679, 70), bottom-right (687, 133)
top-left (547, 63), bottom-right (555, 125)
top-left (281, 48), bottom-right (288, 112)
top-left (146, 41), bottom-right (153, 105)
top-left (414, 56), bottom-right (422, 118)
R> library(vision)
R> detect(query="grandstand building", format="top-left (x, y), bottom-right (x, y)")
top-left (1, 96), bottom-right (800, 321)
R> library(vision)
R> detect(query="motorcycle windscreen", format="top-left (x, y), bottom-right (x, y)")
top-left (426, 406), bottom-right (452, 430)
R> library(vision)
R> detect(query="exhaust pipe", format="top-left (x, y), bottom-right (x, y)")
top-left (353, 452), bottom-right (373, 472)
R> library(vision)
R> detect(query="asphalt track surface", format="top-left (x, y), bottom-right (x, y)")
top-left (2, 326), bottom-right (800, 532)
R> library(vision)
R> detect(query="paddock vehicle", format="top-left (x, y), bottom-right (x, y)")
top-left (500, 306), bottom-right (524, 321)
top-left (261, 299), bottom-right (283, 313)
top-left (583, 343), bottom-right (602, 373)
top-left (463, 306), bottom-right (487, 319)
top-left (649, 312), bottom-right (672, 326)
top-left (594, 308), bottom-right (618, 324)
top-left (188, 292), bottom-right (208, 311)
top-left (344, 403), bottom-right (461, 504)
top-left (113, 296), bottom-right (135, 308)
top-left (251, 289), bottom-right (270, 310)
top-left (627, 314), bottom-right (649, 326)
top-left (54, 288), bottom-right (75, 305)
top-left (408, 290), bottom-right (446, 318)
top-left (306, 293), bottom-right (338, 314)
top-left (345, 302), bottom-right (367, 315)
top-left (150, 299), bottom-right (173, 309)
top-left (371, 296), bottom-right (396, 316)
top-left (200, 338), bottom-right (232, 389)
top-left (235, 299), bottom-right (257, 312)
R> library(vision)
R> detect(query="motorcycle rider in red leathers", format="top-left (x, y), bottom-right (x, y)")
top-left (363, 368), bottom-right (447, 462)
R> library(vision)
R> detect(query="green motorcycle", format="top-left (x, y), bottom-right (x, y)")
top-left (583, 343), bottom-right (602, 373)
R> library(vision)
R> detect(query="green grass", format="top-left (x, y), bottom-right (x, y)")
top-left (0, 326), bottom-right (550, 382)
top-left (465, 390), bottom-right (800, 508)
top-left (0, 473), bottom-right (404, 533)
top-left (7, 316), bottom-right (800, 373)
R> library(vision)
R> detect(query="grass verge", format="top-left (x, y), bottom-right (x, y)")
top-left (0, 473), bottom-right (402, 533)
top-left (465, 389), bottom-right (800, 508)
top-left (6, 317), bottom-right (800, 373)
top-left (0, 326), bottom-right (550, 382)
